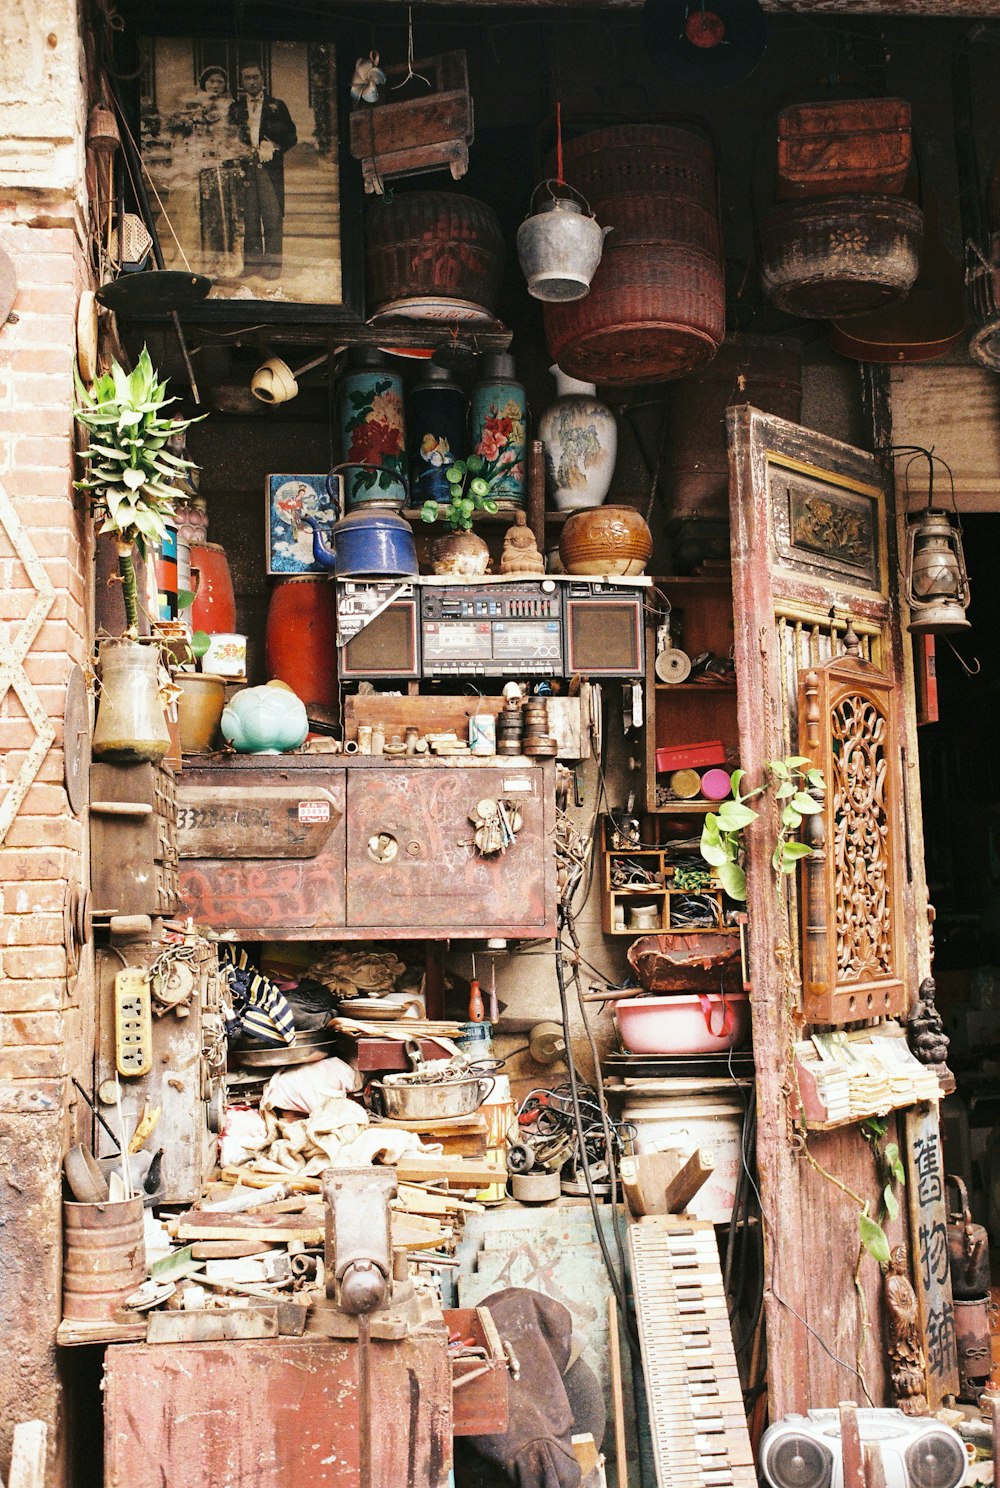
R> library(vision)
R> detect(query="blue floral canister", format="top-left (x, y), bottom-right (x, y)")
top-left (469, 352), bottom-right (527, 509)
top-left (409, 362), bottom-right (467, 506)
top-left (337, 348), bottom-right (408, 510)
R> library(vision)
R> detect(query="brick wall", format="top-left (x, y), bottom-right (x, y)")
top-left (0, 0), bottom-right (93, 1474)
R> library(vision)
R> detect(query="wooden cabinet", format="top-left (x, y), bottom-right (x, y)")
top-left (644, 575), bottom-right (739, 814)
top-left (177, 756), bottom-right (556, 941)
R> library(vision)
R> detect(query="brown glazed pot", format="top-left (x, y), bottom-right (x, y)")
top-left (175, 672), bottom-right (226, 754)
top-left (559, 505), bottom-right (653, 576)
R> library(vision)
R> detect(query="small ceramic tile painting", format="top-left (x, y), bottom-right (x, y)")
top-left (265, 473), bottom-right (339, 575)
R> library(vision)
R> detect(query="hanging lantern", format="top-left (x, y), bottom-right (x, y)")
top-left (895, 444), bottom-right (971, 635)
top-left (906, 508), bottom-right (971, 633)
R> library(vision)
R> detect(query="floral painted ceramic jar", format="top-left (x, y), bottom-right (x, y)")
top-left (468, 352), bottom-right (527, 508)
top-left (337, 348), bottom-right (407, 510)
top-left (409, 363), bottom-right (467, 506)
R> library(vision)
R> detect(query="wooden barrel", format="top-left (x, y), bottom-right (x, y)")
top-left (759, 195), bottom-right (923, 318)
top-left (63, 1198), bottom-right (145, 1320)
top-left (365, 192), bottom-right (505, 315)
top-left (662, 338), bottom-right (802, 523)
top-left (553, 124), bottom-right (717, 214)
top-left (265, 577), bottom-right (339, 710)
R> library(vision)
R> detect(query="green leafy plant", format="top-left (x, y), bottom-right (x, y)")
top-left (74, 347), bottom-right (202, 632)
top-left (858, 1116), bottom-right (906, 1263)
top-left (699, 756), bottom-right (825, 900)
top-left (420, 455), bottom-right (499, 533)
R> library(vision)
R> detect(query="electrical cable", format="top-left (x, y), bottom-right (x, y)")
top-left (554, 908), bottom-right (642, 1362)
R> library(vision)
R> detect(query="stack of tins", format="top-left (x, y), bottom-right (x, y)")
top-left (759, 100), bottom-right (924, 318)
top-left (542, 125), bottom-right (725, 385)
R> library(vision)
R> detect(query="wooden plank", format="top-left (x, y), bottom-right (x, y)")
top-left (620, 1151), bottom-right (682, 1217)
top-left (839, 1403), bottom-right (865, 1488)
top-left (904, 1104), bottom-right (959, 1403)
top-left (608, 1292), bottom-right (629, 1488)
top-left (395, 1155), bottom-right (502, 1187)
top-left (8, 1421), bottom-right (47, 1488)
top-left (147, 1309), bottom-right (279, 1344)
top-left (664, 1149), bottom-right (716, 1215)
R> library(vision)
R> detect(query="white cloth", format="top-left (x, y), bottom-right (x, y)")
top-left (260, 1056), bottom-right (359, 1115)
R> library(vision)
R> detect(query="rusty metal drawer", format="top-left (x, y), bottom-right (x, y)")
top-left (345, 762), bottom-right (554, 933)
top-left (445, 1305), bottom-right (510, 1437)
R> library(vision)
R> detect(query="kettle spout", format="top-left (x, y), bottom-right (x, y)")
top-left (303, 515), bottom-right (337, 571)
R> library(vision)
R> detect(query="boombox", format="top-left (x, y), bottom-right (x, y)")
top-left (338, 577), bottom-right (648, 681)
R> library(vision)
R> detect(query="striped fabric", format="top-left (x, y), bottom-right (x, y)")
top-left (221, 947), bottom-right (296, 1047)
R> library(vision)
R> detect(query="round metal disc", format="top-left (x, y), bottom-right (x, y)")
top-left (63, 663), bottom-right (91, 815)
top-left (96, 270), bottom-right (213, 315)
top-left (655, 647), bottom-right (692, 684)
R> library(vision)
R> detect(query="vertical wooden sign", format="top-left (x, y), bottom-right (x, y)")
top-left (903, 1104), bottom-right (959, 1404)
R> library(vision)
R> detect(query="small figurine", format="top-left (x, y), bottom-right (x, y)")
top-left (884, 1245), bottom-right (930, 1416)
top-left (908, 976), bottom-right (955, 1093)
top-left (499, 510), bottom-right (544, 576)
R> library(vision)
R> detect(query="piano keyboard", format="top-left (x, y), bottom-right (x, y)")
top-left (630, 1216), bottom-right (756, 1488)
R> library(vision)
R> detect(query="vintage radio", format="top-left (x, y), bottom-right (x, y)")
top-left (338, 584), bottom-right (420, 681)
top-left (421, 582), bottom-right (563, 677)
top-left (336, 577), bottom-right (646, 680)
top-left (563, 579), bottom-right (645, 677)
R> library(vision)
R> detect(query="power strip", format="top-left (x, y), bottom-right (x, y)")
top-left (115, 967), bottom-right (153, 1077)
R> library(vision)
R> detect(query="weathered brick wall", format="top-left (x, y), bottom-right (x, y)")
top-left (0, 0), bottom-right (93, 1480)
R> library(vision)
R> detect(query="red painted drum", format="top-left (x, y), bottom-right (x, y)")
top-left (189, 542), bottom-right (237, 635)
top-left (265, 577), bottom-right (338, 709)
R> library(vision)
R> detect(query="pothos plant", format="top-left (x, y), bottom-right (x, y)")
top-left (74, 347), bottom-right (202, 633)
top-left (420, 455), bottom-right (499, 533)
top-left (699, 756), bottom-right (826, 900)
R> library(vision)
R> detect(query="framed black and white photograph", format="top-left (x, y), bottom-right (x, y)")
top-left (138, 36), bottom-right (359, 318)
top-left (266, 473), bottom-right (339, 575)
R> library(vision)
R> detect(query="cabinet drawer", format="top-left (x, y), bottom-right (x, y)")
top-left (346, 764), bottom-right (553, 933)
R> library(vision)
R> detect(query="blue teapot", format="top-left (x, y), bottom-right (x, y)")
top-left (304, 468), bottom-right (418, 578)
top-left (221, 682), bottom-right (309, 754)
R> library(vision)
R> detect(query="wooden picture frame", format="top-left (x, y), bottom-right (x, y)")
top-left (265, 474), bottom-right (340, 575)
top-left (136, 28), bottom-right (363, 323)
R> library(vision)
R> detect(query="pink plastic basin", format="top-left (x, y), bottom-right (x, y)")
top-left (614, 992), bottom-right (750, 1055)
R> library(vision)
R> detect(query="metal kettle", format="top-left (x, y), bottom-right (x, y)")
top-left (946, 1174), bottom-right (991, 1298)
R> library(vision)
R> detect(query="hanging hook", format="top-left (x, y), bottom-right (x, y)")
top-left (942, 636), bottom-right (981, 677)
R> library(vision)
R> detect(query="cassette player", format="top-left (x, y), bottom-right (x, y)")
top-left (421, 583), bottom-right (563, 676)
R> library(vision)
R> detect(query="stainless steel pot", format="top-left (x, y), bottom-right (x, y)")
top-left (371, 1074), bottom-right (494, 1121)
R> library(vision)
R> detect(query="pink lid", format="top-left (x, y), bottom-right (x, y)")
top-left (700, 767), bottom-right (732, 801)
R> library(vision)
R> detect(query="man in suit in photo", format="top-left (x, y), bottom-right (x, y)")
top-left (230, 62), bottom-right (297, 281)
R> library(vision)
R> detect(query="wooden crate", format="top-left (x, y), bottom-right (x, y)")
top-left (350, 50), bottom-right (474, 195)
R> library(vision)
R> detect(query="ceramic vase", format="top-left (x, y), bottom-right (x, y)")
top-left (409, 363), bottom-right (467, 506)
top-left (539, 365), bottom-right (617, 511)
top-left (92, 638), bottom-right (171, 764)
top-left (559, 505), bottom-right (653, 577)
top-left (468, 352), bottom-right (527, 509)
top-left (432, 530), bottom-right (492, 577)
top-left (337, 348), bottom-right (407, 511)
top-left (175, 672), bottom-right (227, 754)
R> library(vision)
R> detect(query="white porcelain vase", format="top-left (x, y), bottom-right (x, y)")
top-left (538, 365), bottom-right (617, 512)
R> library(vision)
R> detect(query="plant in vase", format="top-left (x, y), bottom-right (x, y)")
top-left (74, 346), bottom-right (203, 762)
top-left (420, 456), bottom-right (498, 576)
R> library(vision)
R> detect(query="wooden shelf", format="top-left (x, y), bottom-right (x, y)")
top-left (654, 682), bottom-right (736, 693)
top-left (646, 801), bottom-right (719, 813)
top-left (599, 815), bottom-right (732, 935)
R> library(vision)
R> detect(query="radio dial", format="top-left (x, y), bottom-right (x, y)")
top-left (541, 580), bottom-right (556, 593)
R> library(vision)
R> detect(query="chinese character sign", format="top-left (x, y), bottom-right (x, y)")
top-left (904, 1106), bottom-right (958, 1403)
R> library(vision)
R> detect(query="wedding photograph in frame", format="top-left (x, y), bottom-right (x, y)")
top-left (136, 32), bottom-right (361, 321)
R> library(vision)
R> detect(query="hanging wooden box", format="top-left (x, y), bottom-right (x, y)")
top-left (90, 762), bottom-right (179, 917)
top-left (349, 50), bottom-right (474, 196)
top-left (776, 98), bottom-right (912, 200)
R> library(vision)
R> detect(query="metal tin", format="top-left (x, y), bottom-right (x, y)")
top-left (63, 1197), bottom-right (145, 1319)
top-left (955, 1295), bottom-right (993, 1402)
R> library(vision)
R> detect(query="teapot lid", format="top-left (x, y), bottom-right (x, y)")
top-left (334, 506), bottom-right (413, 534)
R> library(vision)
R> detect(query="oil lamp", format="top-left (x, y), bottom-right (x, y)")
top-left (897, 448), bottom-right (971, 634)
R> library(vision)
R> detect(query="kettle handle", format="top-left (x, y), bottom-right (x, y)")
top-left (529, 178), bottom-right (598, 221)
top-left (945, 1172), bottom-right (972, 1222)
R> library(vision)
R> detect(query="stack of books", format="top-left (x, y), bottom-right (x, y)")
top-left (794, 1022), bottom-right (941, 1125)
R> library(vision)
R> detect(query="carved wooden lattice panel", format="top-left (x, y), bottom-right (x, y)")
top-left (799, 636), bottom-right (905, 1024)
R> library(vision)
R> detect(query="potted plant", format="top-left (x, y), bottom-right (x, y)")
top-left (420, 455), bottom-right (498, 575)
top-left (699, 756), bottom-right (825, 900)
top-left (74, 347), bottom-right (202, 763)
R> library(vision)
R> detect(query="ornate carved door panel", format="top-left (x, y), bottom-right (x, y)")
top-left (726, 407), bottom-right (932, 1414)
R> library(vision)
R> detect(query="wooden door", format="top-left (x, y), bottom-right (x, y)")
top-left (726, 406), bottom-right (941, 1413)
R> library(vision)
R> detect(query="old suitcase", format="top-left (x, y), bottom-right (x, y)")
top-left (776, 98), bottom-right (912, 200)
top-left (349, 50), bottom-right (473, 195)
